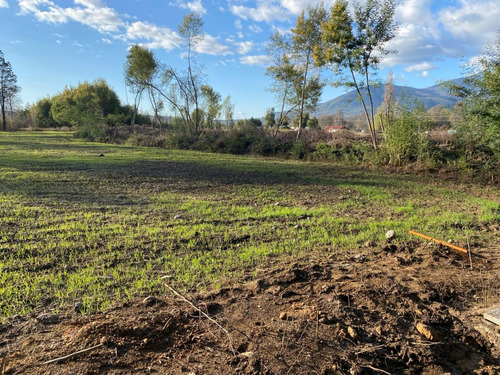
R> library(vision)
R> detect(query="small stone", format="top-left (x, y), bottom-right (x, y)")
top-left (275, 202), bottom-right (281, 206)
top-left (416, 322), bottom-right (439, 341)
top-left (173, 214), bottom-right (183, 220)
top-left (353, 254), bottom-right (365, 263)
top-left (385, 230), bottom-right (395, 240)
top-left (279, 312), bottom-right (288, 320)
top-left (36, 313), bottom-right (59, 325)
top-left (347, 326), bottom-right (358, 340)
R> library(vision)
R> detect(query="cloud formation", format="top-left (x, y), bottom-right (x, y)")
top-left (0, 0), bottom-right (9, 8)
top-left (240, 54), bottom-right (271, 66)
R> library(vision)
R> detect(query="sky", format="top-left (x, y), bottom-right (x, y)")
top-left (0, 0), bottom-right (499, 118)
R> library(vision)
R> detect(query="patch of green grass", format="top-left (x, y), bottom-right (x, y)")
top-left (0, 131), bottom-right (498, 319)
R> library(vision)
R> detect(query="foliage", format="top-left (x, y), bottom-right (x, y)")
top-left (315, 0), bottom-right (398, 148)
top-left (382, 97), bottom-right (435, 166)
top-left (266, 5), bottom-right (326, 139)
top-left (447, 32), bottom-right (500, 173)
top-left (201, 85), bottom-right (222, 129)
top-left (0, 50), bottom-right (20, 131)
top-left (49, 79), bottom-right (123, 130)
top-left (124, 45), bottom-right (158, 126)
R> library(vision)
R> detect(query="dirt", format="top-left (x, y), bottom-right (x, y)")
top-left (1, 241), bottom-right (500, 375)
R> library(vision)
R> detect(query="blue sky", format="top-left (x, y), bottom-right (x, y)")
top-left (0, 0), bottom-right (499, 118)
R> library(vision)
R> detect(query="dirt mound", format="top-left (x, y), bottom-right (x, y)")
top-left (2, 241), bottom-right (500, 374)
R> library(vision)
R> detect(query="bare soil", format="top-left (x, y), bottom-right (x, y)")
top-left (2, 240), bottom-right (500, 375)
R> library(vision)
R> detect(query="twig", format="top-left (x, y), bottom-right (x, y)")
top-left (43, 343), bottom-right (103, 365)
top-left (165, 284), bottom-right (236, 356)
top-left (355, 344), bottom-right (386, 355)
top-left (1, 354), bottom-right (7, 375)
top-left (362, 365), bottom-right (392, 375)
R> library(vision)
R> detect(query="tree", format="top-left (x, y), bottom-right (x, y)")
top-left (125, 45), bottom-right (158, 126)
top-left (0, 50), bottom-right (19, 131)
top-left (266, 36), bottom-right (301, 136)
top-left (264, 107), bottom-right (276, 129)
top-left (315, 0), bottom-right (398, 148)
top-left (448, 32), bottom-right (500, 156)
top-left (222, 95), bottom-right (234, 128)
top-left (201, 85), bottom-right (222, 128)
top-left (50, 79), bottom-right (124, 128)
top-left (125, 13), bottom-right (207, 132)
top-left (291, 5), bottom-right (326, 138)
top-left (266, 6), bottom-right (325, 139)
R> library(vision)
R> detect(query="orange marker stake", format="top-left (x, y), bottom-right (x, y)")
top-left (409, 230), bottom-right (468, 255)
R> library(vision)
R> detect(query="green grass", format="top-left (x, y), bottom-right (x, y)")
top-left (0, 131), bottom-right (499, 318)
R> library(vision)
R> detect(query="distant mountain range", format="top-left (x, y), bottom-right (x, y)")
top-left (312, 78), bottom-right (464, 118)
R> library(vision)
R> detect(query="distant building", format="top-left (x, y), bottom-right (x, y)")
top-left (324, 125), bottom-right (348, 132)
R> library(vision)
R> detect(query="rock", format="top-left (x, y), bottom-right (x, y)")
top-left (173, 214), bottom-right (183, 220)
top-left (385, 230), bottom-right (395, 240)
top-left (353, 254), bottom-right (365, 263)
top-left (36, 313), bottom-right (59, 325)
top-left (416, 322), bottom-right (439, 341)
top-left (279, 312), bottom-right (288, 320)
top-left (347, 326), bottom-right (358, 340)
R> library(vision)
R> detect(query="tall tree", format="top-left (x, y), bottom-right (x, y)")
top-left (0, 51), bottom-right (19, 131)
top-left (201, 85), bottom-right (222, 129)
top-left (266, 33), bottom-right (301, 136)
top-left (315, 0), bottom-right (398, 148)
top-left (222, 95), bottom-right (234, 128)
top-left (291, 5), bottom-right (326, 138)
top-left (447, 31), bottom-right (500, 162)
top-left (125, 45), bottom-right (158, 126)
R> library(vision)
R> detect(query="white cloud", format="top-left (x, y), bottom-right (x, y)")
top-left (237, 40), bottom-right (254, 54)
top-left (404, 62), bottom-right (437, 72)
top-left (234, 19), bottom-right (242, 29)
top-left (383, 0), bottom-right (500, 69)
top-left (248, 24), bottom-right (263, 33)
top-left (170, 0), bottom-right (206, 14)
top-left (231, 2), bottom-right (290, 23)
top-left (439, 0), bottom-right (500, 46)
top-left (126, 21), bottom-right (182, 51)
top-left (240, 54), bottom-right (271, 66)
top-left (18, 0), bottom-right (124, 33)
top-left (0, 0), bottom-right (8, 8)
top-left (101, 38), bottom-right (112, 44)
top-left (196, 34), bottom-right (233, 55)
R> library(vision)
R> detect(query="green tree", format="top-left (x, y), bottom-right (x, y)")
top-left (315, 0), bottom-right (398, 148)
top-left (32, 97), bottom-right (56, 128)
top-left (291, 5), bottom-right (326, 138)
top-left (447, 32), bottom-right (500, 166)
top-left (266, 37), bottom-right (301, 135)
top-left (125, 45), bottom-right (159, 126)
top-left (126, 13), bottom-right (207, 132)
top-left (50, 80), bottom-right (124, 128)
top-left (222, 95), bottom-right (234, 128)
top-left (0, 50), bottom-right (19, 131)
top-left (266, 6), bottom-right (325, 139)
top-left (264, 107), bottom-right (276, 129)
top-left (201, 85), bottom-right (222, 128)
top-left (383, 97), bottom-right (433, 165)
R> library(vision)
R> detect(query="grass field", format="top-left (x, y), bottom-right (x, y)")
top-left (0, 131), bottom-right (499, 319)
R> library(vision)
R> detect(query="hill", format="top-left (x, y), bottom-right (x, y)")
top-left (313, 78), bottom-right (464, 118)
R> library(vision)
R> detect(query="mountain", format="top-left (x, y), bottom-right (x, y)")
top-left (312, 78), bottom-right (464, 118)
